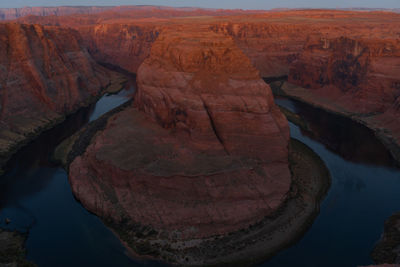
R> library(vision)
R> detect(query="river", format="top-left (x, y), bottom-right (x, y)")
top-left (0, 89), bottom-right (399, 267)
top-left (0, 84), bottom-right (154, 267)
top-left (263, 97), bottom-right (400, 267)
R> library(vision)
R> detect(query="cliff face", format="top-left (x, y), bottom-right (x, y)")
top-left (79, 24), bottom-right (160, 74)
top-left (17, 10), bottom-right (400, 86)
top-left (0, 23), bottom-right (113, 170)
top-left (68, 27), bottom-right (291, 241)
top-left (211, 11), bottom-right (400, 81)
top-left (289, 36), bottom-right (400, 114)
top-left (211, 22), bottom-right (307, 78)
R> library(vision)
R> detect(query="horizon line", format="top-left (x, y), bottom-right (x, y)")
top-left (0, 4), bottom-right (398, 11)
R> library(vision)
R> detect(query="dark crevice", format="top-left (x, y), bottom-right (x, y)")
top-left (200, 97), bottom-right (230, 155)
top-left (97, 61), bottom-right (137, 79)
top-left (263, 75), bottom-right (288, 84)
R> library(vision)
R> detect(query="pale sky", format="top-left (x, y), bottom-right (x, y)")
top-left (0, 0), bottom-right (399, 9)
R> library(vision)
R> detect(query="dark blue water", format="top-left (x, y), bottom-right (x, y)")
top-left (262, 98), bottom-right (400, 267)
top-left (0, 84), bottom-right (158, 267)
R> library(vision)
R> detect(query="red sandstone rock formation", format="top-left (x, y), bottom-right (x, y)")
top-left (0, 23), bottom-right (114, 166)
top-left (289, 36), bottom-right (400, 114)
top-left (210, 22), bottom-right (307, 78)
top-left (7, 9), bottom-right (400, 159)
top-left (79, 24), bottom-right (160, 74)
top-left (211, 11), bottom-right (400, 79)
top-left (68, 27), bottom-right (291, 240)
top-left (136, 27), bottom-right (290, 159)
top-left (17, 10), bottom-right (400, 82)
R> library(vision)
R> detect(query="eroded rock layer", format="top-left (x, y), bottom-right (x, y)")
top-left (68, 27), bottom-right (291, 242)
top-left (0, 23), bottom-right (114, 172)
top-left (289, 36), bottom-right (400, 114)
top-left (79, 24), bottom-right (160, 74)
top-left (135, 27), bottom-right (290, 160)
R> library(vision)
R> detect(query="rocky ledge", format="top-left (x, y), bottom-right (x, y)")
top-left (0, 23), bottom-right (127, 176)
top-left (372, 212), bottom-right (400, 265)
top-left (0, 229), bottom-right (36, 267)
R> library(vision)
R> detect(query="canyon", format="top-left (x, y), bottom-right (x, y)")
top-left (0, 5), bottom-right (399, 266)
top-left (0, 22), bottom-right (128, 175)
top-left (21, 8), bottom-right (399, 161)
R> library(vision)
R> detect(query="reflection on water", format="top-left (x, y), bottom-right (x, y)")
top-left (89, 88), bottom-right (135, 122)
top-left (0, 105), bottom-right (93, 211)
top-left (275, 97), bottom-right (395, 167)
top-left (0, 83), bottom-right (159, 267)
top-left (263, 97), bottom-right (400, 267)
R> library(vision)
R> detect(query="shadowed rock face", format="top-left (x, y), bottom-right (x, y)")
top-left (68, 27), bottom-right (291, 240)
top-left (79, 24), bottom-right (160, 74)
top-left (0, 23), bottom-right (112, 169)
top-left (22, 10), bottom-right (398, 122)
top-left (210, 22), bottom-right (307, 78)
top-left (289, 36), bottom-right (400, 114)
top-left (16, 10), bottom-right (400, 92)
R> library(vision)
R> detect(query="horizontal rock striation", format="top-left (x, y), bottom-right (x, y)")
top-left (281, 24), bottom-right (400, 161)
top-left (135, 27), bottom-right (290, 160)
top-left (79, 24), bottom-right (160, 74)
top-left (0, 23), bottom-right (115, 173)
top-left (289, 36), bottom-right (400, 114)
top-left (210, 22), bottom-right (307, 78)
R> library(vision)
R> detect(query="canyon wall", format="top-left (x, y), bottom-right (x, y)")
top-left (288, 36), bottom-right (400, 114)
top-left (13, 10), bottom-right (400, 83)
top-left (210, 22), bottom-right (308, 78)
top-left (0, 23), bottom-right (115, 172)
top-left (79, 24), bottom-right (160, 74)
top-left (6, 10), bottom-right (400, 160)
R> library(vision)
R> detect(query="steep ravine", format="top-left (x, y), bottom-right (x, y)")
top-left (0, 22), bottom-right (126, 175)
